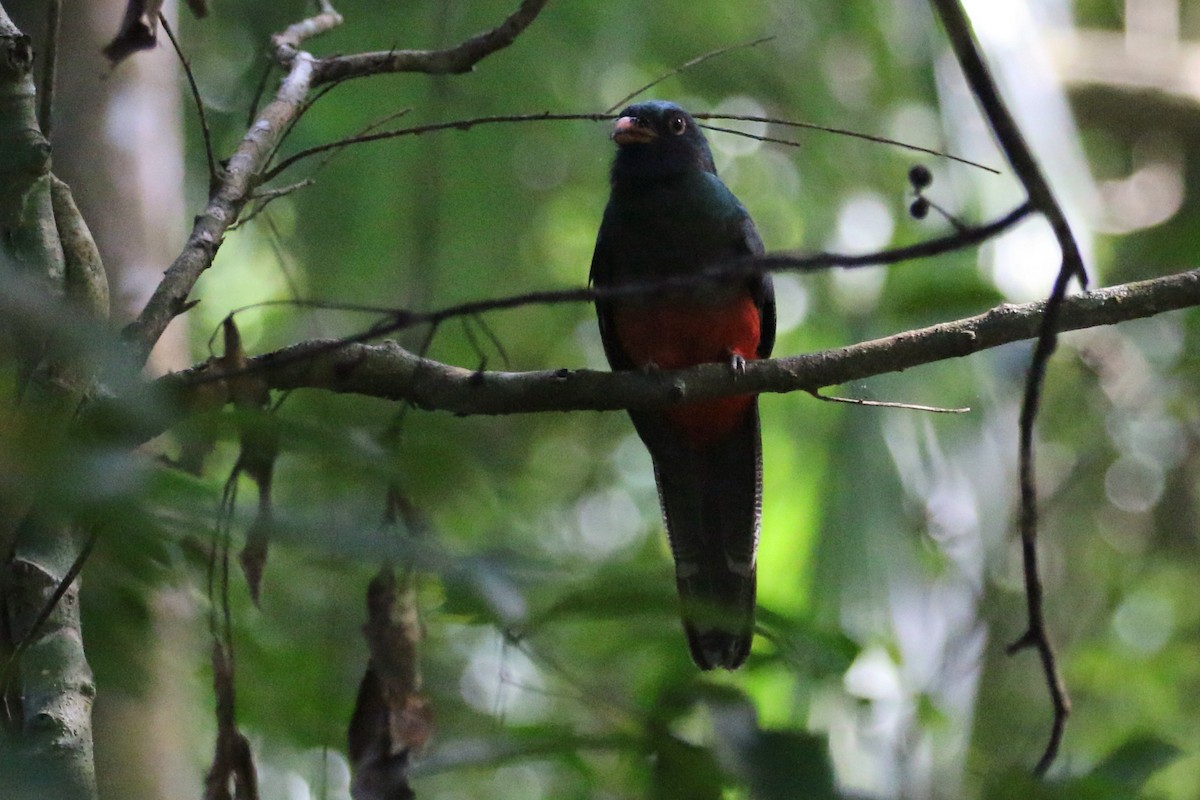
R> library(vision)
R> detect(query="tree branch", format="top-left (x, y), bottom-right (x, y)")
top-left (310, 0), bottom-right (551, 85)
top-left (929, 0), bottom-right (1085, 286)
top-left (929, 0), bottom-right (1085, 774)
top-left (262, 112), bottom-right (612, 184)
top-left (121, 51), bottom-right (316, 365)
top-left (271, 0), bottom-right (342, 64)
top-left (0, 7), bottom-right (99, 798)
top-left (93, 270), bottom-right (1200, 444)
top-left (203, 203), bottom-right (1037, 350)
top-left (122, 0), bottom-right (553, 369)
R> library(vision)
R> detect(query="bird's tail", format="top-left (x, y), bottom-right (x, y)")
top-left (676, 551), bottom-right (757, 671)
top-left (645, 405), bottom-right (763, 671)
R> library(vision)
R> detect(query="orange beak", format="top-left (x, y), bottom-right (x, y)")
top-left (612, 115), bottom-right (657, 145)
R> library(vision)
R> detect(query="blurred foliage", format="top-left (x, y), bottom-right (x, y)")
top-left (4, 0), bottom-right (1200, 798)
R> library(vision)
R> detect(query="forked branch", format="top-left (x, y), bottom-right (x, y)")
top-left (123, 0), bottom-right (553, 367)
top-left (929, 0), bottom-right (1084, 774)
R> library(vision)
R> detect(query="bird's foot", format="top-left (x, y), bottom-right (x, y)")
top-left (725, 350), bottom-right (747, 377)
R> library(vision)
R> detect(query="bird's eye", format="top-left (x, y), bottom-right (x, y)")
top-left (668, 115), bottom-right (687, 135)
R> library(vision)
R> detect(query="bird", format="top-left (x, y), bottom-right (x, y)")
top-left (590, 100), bottom-right (776, 670)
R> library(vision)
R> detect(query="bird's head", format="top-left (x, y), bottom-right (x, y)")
top-left (609, 100), bottom-right (717, 181)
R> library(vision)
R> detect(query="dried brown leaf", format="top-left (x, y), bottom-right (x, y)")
top-left (102, 0), bottom-right (163, 65)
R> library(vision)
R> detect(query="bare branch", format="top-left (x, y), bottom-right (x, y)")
top-left (1014, 265), bottom-right (1074, 777)
top-left (95, 270), bottom-right (1200, 443)
top-left (807, 391), bottom-right (969, 414)
top-left (263, 112), bottom-right (611, 183)
top-left (122, 52), bottom-right (317, 364)
top-left (122, 0), bottom-right (553, 367)
top-left (209, 202), bottom-right (1037, 343)
top-left (159, 13), bottom-right (217, 184)
top-left (235, 179), bottom-right (316, 228)
top-left (267, 108), bottom-right (1000, 185)
top-left (752, 203), bottom-right (1030, 273)
top-left (929, 0), bottom-right (1085, 286)
top-left (929, 0), bottom-right (1083, 774)
top-left (695, 115), bottom-right (999, 174)
top-left (311, 0), bottom-right (552, 85)
top-left (271, 0), bottom-right (343, 65)
top-left (605, 37), bottom-right (775, 113)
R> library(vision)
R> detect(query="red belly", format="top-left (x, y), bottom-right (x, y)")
top-left (613, 295), bottom-right (761, 447)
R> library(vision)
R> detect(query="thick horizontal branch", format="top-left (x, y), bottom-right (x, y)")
top-left (311, 0), bottom-right (551, 84)
top-left (255, 269), bottom-right (1200, 410)
top-left (97, 270), bottom-right (1199, 443)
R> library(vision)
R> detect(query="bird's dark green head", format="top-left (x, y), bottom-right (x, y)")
top-left (609, 100), bottom-right (717, 182)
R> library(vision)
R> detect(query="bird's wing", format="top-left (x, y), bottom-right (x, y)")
top-left (589, 218), bottom-right (640, 372)
top-left (736, 213), bottom-right (776, 359)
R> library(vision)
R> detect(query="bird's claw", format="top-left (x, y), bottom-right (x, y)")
top-left (727, 351), bottom-right (747, 377)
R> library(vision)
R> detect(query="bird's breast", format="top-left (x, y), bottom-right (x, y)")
top-left (612, 293), bottom-right (761, 447)
top-left (613, 294), bottom-right (760, 369)
top-left (602, 175), bottom-right (744, 273)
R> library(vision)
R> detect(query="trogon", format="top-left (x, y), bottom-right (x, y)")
top-left (590, 100), bottom-right (776, 670)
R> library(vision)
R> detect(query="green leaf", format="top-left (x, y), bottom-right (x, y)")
top-left (651, 734), bottom-right (725, 800)
top-left (1090, 735), bottom-right (1181, 790)
top-left (706, 689), bottom-right (837, 799)
top-left (739, 730), bottom-right (837, 800)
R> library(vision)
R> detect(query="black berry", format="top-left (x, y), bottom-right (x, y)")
top-left (908, 164), bottom-right (932, 190)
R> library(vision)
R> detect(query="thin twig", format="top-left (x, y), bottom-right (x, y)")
top-left (235, 179), bottom-right (315, 228)
top-left (265, 79), bottom-right (345, 170)
top-left (242, 217), bottom-right (329, 345)
top-left (252, 179), bottom-right (315, 202)
top-left (246, 57), bottom-right (274, 129)
top-left (209, 468), bottom-right (239, 640)
top-left (265, 108), bottom-right (1000, 184)
top-left (928, 2), bottom-right (1086, 286)
top-left (259, 215), bottom-right (311, 327)
top-left (459, 314), bottom-right (512, 372)
top-left (929, 0), bottom-right (1078, 775)
top-left (807, 390), bottom-right (969, 414)
top-left (262, 112), bottom-right (613, 182)
top-left (604, 36), bottom-right (776, 113)
top-left (37, 0), bottom-right (61, 139)
top-left (187, 202), bottom-right (1034, 375)
top-left (696, 115), bottom-right (999, 174)
top-left (310, 107), bottom-right (414, 175)
top-left (263, 0), bottom-right (347, 169)
top-left (1010, 264), bottom-right (1074, 777)
top-left (470, 313), bottom-right (511, 371)
top-left (159, 13), bottom-right (217, 184)
top-left (920, 195), bottom-right (968, 232)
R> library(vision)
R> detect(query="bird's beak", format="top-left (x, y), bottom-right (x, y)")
top-left (612, 115), bottom-right (657, 145)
